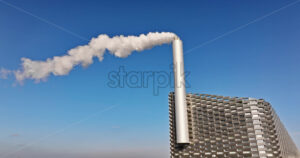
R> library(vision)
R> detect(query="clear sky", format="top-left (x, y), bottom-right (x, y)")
top-left (0, 0), bottom-right (300, 157)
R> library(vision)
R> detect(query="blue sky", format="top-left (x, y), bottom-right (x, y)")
top-left (0, 0), bottom-right (300, 157)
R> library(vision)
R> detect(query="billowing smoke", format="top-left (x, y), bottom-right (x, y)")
top-left (1, 32), bottom-right (176, 83)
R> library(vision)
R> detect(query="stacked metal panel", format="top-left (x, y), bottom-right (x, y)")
top-left (169, 92), bottom-right (300, 158)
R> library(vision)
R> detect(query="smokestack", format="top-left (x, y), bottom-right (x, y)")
top-left (172, 37), bottom-right (189, 144)
top-left (0, 31), bottom-right (190, 144)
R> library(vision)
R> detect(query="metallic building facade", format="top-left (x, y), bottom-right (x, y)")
top-left (169, 93), bottom-right (300, 158)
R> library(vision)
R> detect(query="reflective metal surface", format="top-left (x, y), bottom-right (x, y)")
top-left (172, 38), bottom-right (189, 144)
top-left (169, 93), bottom-right (300, 158)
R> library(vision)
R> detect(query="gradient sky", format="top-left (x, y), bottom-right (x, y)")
top-left (0, 0), bottom-right (300, 157)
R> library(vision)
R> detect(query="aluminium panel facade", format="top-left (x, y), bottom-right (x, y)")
top-left (169, 93), bottom-right (300, 158)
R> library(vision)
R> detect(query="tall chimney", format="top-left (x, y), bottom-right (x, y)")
top-left (172, 37), bottom-right (189, 144)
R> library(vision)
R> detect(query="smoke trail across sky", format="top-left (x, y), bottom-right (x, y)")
top-left (1, 32), bottom-right (177, 83)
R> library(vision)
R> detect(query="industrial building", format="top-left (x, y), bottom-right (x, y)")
top-left (169, 93), bottom-right (300, 158)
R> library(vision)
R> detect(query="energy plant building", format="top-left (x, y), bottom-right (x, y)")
top-left (169, 93), bottom-right (300, 158)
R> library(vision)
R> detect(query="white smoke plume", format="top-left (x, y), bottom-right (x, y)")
top-left (5, 32), bottom-right (176, 83)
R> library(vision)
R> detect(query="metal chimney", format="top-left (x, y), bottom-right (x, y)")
top-left (172, 37), bottom-right (189, 144)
